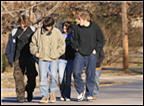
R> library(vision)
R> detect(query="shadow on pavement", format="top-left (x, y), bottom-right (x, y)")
top-left (1, 96), bottom-right (78, 103)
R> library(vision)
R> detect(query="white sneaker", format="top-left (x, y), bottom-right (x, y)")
top-left (77, 91), bottom-right (85, 101)
top-left (65, 97), bottom-right (70, 101)
top-left (60, 97), bottom-right (65, 101)
top-left (86, 96), bottom-right (94, 101)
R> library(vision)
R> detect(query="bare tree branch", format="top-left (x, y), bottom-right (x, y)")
top-left (2, 3), bottom-right (15, 17)
top-left (33, 1), bottom-right (63, 25)
top-left (1, 2), bottom-right (44, 15)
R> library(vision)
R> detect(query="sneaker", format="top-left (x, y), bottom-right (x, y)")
top-left (93, 96), bottom-right (98, 100)
top-left (40, 96), bottom-right (49, 103)
top-left (60, 96), bottom-right (65, 101)
top-left (65, 97), bottom-right (71, 101)
top-left (50, 92), bottom-right (56, 103)
top-left (86, 96), bottom-right (94, 101)
top-left (27, 91), bottom-right (33, 102)
top-left (77, 91), bottom-right (85, 101)
top-left (17, 98), bottom-right (25, 103)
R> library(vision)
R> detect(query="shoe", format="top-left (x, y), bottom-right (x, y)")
top-left (50, 92), bottom-right (56, 103)
top-left (77, 91), bottom-right (85, 101)
top-left (86, 96), bottom-right (94, 101)
top-left (40, 96), bottom-right (49, 103)
top-left (65, 97), bottom-right (71, 101)
top-left (60, 96), bottom-right (65, 101)
top-left (17, 98), bottom-right (25, 103)
top-left (27, 91), bottom-right (33, 102)
top-left (93, 96), bottom-right (98, 100)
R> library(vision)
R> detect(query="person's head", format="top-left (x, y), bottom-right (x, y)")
top-left (76, 10), bottom-right (91, 26)
top-left (17, 15), bottom-right (31, 29)
top-left (43, 16), bottom-right (54, 32)
top-left (62, 21), bottom-right (71, 34)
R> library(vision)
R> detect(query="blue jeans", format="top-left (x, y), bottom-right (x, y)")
top-left (93, 69), bottom-right (101, 96)
top-left (73, 52), bottom-right (96, 96)
top-left (57, 59), bottom-right (67, 96)
top-left (64, 60), bottom-right (73, 98)
top-left (38, 60), bottom-right (58, 97)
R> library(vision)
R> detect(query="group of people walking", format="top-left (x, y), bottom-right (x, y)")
top-left (5, 10), bottom-right (105, 103)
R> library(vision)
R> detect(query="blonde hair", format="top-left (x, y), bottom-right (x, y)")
top-left (76, 10), bottom-right (90, 21)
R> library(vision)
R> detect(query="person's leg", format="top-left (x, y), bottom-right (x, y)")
top-left (85, 53), bottom-right (96, 97)
top-left (38, 60), bottom-right (49, 98)
top-left (13, 60), bottom-right (25, 102)
top-left (49, 60), bottom-right (58, 103)
top-left (73, 52), bottom-right (85, 94)
top-left (65, 60), bottom-right (73, 99)
top-left (25, 57), bottom-right (38, 102)
top-left (93, 69), bottom-right (101, 97)
top-left (58, 59), bottom-right (67, 97)
top-left (49, 60), bottom-right (58, 92)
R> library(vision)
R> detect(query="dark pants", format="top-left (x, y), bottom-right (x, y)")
top-left (73, 52), bottom-right (96, 96)
top-left (13, 57), bottom-right (38, 99)
top-left (60, 60), bottom-right (73, 98)
top-left (64, 60), bottom-right (73, 98)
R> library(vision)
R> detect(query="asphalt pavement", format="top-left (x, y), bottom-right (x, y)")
top-left (1, 80), bottom-right (143, 105)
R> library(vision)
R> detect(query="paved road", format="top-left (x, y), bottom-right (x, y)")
top-left (1, 80), bottom-right (143, 105)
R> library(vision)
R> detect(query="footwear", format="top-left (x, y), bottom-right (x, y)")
top-left (40, 96), bottom-right (49, 103)
top-left (27, 91), bottom-right (33, 102)
top-left (93, 96), bottom-right (98, 100)
top-left (65, 97), bottom-right (71, 101)
top-left (50, 92), bottom-right (56, 103)
top-left (17, 98), bottom-right (25, 103)
top-left (77, 91), bottom-right (85, 101)
top-left (60, 96), bottom-right (65, 101)
top-left (86, 96), bottom-right (94, 101)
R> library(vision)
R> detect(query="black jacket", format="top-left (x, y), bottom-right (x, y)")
top-left (14, 26), bottom-right (36, 61)
top-left (71, 21), bottom-right (105, 56)
top-left (59, 32), bottom-right (76, 60)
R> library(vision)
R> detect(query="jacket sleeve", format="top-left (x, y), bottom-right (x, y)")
top-left (95, 24), bottom-right (105, 52)
top-left (29, 30), bottom-right (39, 55)
top-left (70, 24), bottom-right (79, 50)
top-left (57, 30), bottom-right (66, 57)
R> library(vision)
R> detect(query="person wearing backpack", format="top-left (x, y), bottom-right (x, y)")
top-left (5, 15), bottom-right (38, 103)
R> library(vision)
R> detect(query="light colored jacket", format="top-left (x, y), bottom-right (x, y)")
top-left (30, 27), bottom-right (66, 61)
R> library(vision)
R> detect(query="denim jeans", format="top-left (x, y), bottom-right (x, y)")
top-left (64, 60), bottom-right (74, 98)
top-left (73, 52), bottom-right (96, 96)
top-left (38, 60), bottom-right (58, 97)
top-left (93, 69), bottom-right (101, 96)
top-left (57, 59), bottom-right (67, 96)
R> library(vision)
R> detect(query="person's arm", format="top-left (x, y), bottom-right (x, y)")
top-left (57, 30), bottom-right (66, 56)
top-left (29, 30), bottom-right (39, 58)
top-left (95, 24), bottom-right (105, 53)
top-left (70, 24), bottom-right (79, 51)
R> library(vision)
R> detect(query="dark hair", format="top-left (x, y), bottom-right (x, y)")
top-left (43, 16), bottom-right (54, 28)
top-left (62, 21), bottom-right (71, 33)
top-left (17, 15), bottom-right (32, 26)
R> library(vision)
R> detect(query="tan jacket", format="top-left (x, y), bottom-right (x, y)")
top-left (30, 27), bottom-right (66, 61)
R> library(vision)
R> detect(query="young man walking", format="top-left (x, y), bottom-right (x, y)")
top-left (5, 15), bottom-right (38, 103)
top-left (30, 16), bottom-right (65, 103)
top-left (71, 10), bottom-right (104, 101)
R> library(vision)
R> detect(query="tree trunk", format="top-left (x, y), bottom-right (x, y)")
top-left (122, 1), bottom-right (129, 70)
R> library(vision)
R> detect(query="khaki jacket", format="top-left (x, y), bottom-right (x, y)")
top-left (30, 27), bottom-right (66, 61)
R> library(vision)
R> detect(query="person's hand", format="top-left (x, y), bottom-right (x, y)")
top-left (35, 53), bottom-right (40, 58)
top-left (92, 49), bottom-right (96, 54)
